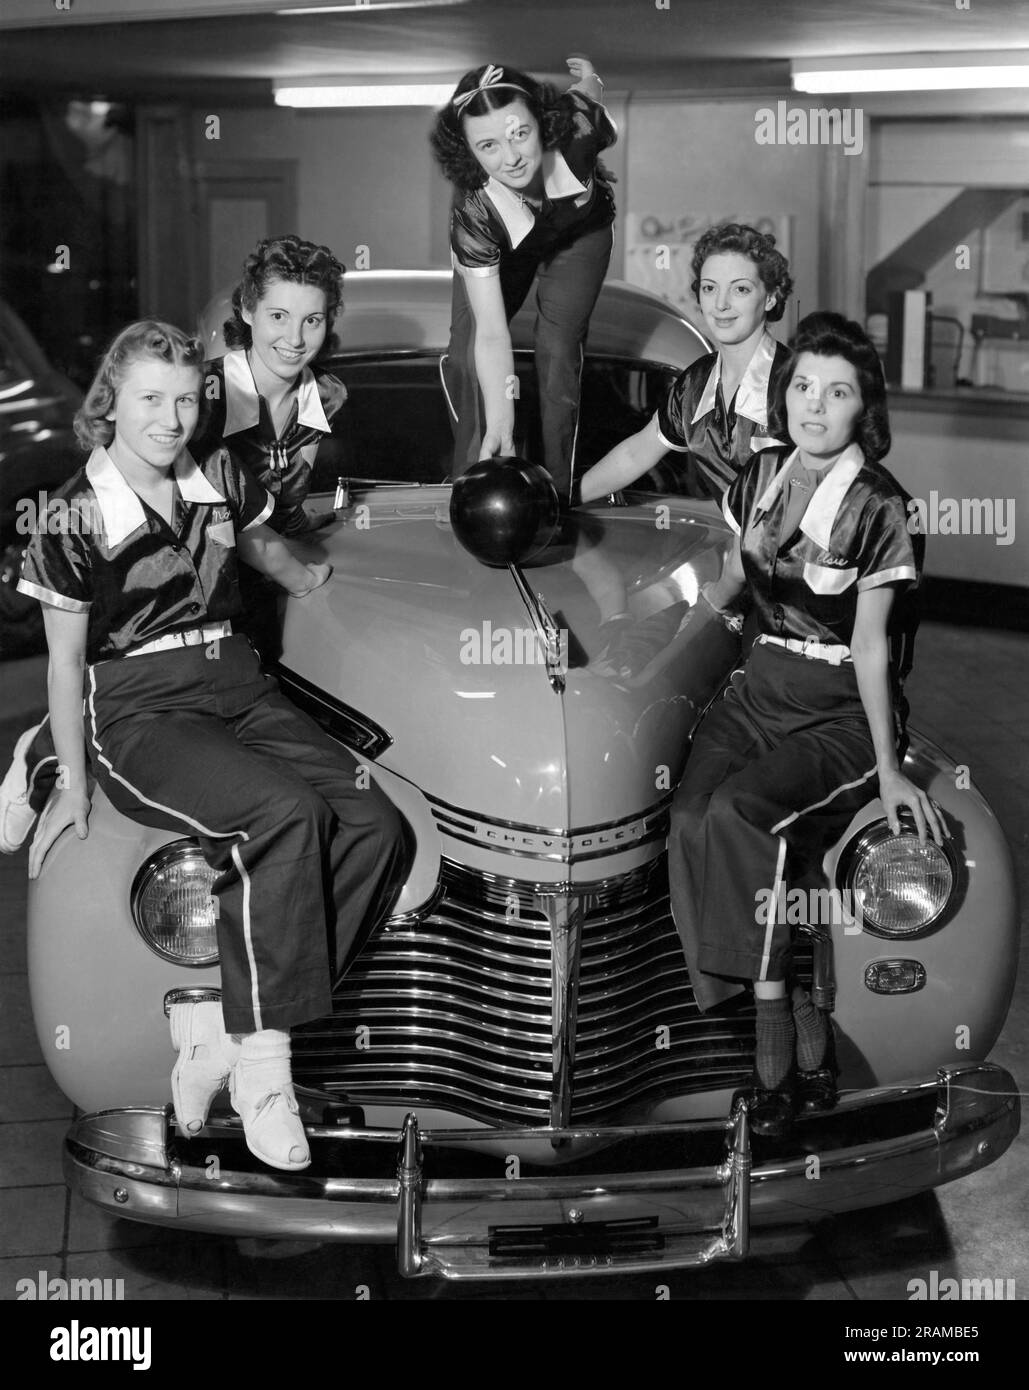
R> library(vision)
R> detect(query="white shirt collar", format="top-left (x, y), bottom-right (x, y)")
top-left (483, 150), bottom-right (590, 250)
top-left (85, 445), bottom-right (225, 547)
top-left (692, 330), bottom-right (782, 430)
top-left (221, 348), bottom-right (330, 437)
top-left (752, 442), bottom-right (866, 552)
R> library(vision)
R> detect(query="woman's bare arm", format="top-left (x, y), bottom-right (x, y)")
top-left (579, 415), bottom-right (671, 502)
top-left (566, 55), bottom-right (605, 103)
top-left (236, 524), bottom-right (332, 596)
top-left (28, 606), bottom-right (90, 879)
top-left (462, 272), bottom-right (516, 459)
top-left (850, 585), bottom-right (943, 845)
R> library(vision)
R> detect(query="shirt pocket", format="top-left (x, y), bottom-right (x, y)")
top-left (207, 520), bottom-right (236, 549)
top-left (803, 561), bottom-right (858, 595)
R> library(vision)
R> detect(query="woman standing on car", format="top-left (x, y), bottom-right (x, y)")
top-left (580, 222), bottom-right (793, 503)
top-left (431, 54), bottom-right (617, 502)
top-left (17, 320), bottom-right (403, 1171)
top-left (667, 312), bottom-right (942, 1137)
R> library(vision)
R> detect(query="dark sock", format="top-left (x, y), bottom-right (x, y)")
top-left (792, 990), bottom-right (828, 1072)
top-left (754, 995), bottom-right (794, 1090)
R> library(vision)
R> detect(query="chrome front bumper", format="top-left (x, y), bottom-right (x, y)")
top-left (65, 1063), bottom-right (1019, 1280)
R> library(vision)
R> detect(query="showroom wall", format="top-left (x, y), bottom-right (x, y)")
top-left (158, 90), bottom-right (821, 333)
top-left (184, 104), bottom-right (444, 272)
top-left (180, 92), bottom-right (631, 289)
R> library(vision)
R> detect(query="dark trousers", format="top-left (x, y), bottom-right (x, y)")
top-left (668, 642), bottom-right (879, 1012)
top-left (85, 637), bottom-right (405, 1033)
top-left (443, 223), bottom-right (613, 502)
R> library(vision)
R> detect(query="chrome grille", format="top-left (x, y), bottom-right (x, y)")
top-left (291, 858), bottom-right (808, 1127)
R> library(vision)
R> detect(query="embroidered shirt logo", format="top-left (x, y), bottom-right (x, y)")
top-left (210, 506), bottom-right (232, 526)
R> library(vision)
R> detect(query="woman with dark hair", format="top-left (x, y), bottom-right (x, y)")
top-left (580, 222), bottom-right (794, 503)
top-left (190, 234), bottom-right (347, 661)
top-left (665, 311), bottom-right (942, 1137)
top-left (193, 234), bottom-right (347, 543)
top-left (431, 56), bottom-right (617, 501)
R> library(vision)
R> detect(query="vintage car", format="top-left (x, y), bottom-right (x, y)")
top-left (0, 299), bottom-right (81, 658)
top-left (27, 271), bottom-right (1020, 1280)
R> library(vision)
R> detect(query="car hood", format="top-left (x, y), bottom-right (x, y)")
top-left (282, 489), bottom-right (737, 849)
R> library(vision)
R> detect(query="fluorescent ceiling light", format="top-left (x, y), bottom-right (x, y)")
top-left (792, 52), bottom-right (1029, 93)
top-left (276, 1), bottom-right (465, 13)
top-left (275, 83), bottom-right (453, 107)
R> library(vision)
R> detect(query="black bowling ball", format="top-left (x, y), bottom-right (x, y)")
top-left (450, 456), bottom-right (560, 567)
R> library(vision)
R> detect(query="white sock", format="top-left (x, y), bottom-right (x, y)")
top-left (237, 1028), bottom-right (290, 1057)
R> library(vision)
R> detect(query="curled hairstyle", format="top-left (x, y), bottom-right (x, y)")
top-left (690, 222), bottom-right (794, 323)
top-left (768, 311), bottom-right (891, 463)
top-left (223, 234), bottom-right (346, 353)
top-left (429, 64), bottom-right (574, 192)
top-left (74, 320), bottom-right (205, 450)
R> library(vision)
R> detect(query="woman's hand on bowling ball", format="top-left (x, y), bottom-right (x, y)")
top-left (28, 788), bottom-right (90, 880)
top-left (479, 426), bottom-right (515, 461)
top-left (878, 767), bottom-right (945, 846)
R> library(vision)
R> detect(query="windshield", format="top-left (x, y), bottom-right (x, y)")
top-left (308, 351), bottom-right (710, 497)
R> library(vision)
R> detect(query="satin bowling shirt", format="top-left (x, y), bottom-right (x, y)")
top-left (656, 332), bottom-right (790, 499)
top-left (450, 90), bottom-right (617, 280)
top-left (191, 350), bottom-right (347, 539)
top-left (18, 445), bottom-right (273, 665)
top-left (723, 441), bottom-right (923, 691)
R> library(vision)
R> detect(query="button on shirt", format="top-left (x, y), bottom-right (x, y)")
top-left (656, 333), bottom-right (789, 499)
top-left (722, 441), bottom-right (924, 688)
top-left (451, 90), bottom-right (617, 279)
top-left (190, 350), bottom-right (347, 539)
top-left (18, 445), bottom-right (273, 664)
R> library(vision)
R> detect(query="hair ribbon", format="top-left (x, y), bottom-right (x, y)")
top-left (452, 64), bottom-right (530, 113)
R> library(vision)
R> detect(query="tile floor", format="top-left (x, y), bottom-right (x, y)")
top-left (1, 623), bottom-right (1026, 1301)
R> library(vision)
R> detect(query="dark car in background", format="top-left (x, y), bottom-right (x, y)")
top-left (0, 299), bottom-right (81, 658)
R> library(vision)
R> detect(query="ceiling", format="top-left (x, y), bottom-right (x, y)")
top-left (2, 0), bottom-right (1028, 103)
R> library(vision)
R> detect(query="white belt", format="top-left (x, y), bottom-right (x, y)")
top-left (126, 622), bottom-right (232, 658)
top-left (757, 634), bottom-right (852, 666)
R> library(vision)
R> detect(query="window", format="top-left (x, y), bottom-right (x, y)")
top-left (308, 351), bottom-right (689, 491)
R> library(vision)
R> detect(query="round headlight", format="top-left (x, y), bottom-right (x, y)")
top-left (131, 842), bottom-right (219, 966)
top-left (839, 822), bottom-right (956, 938)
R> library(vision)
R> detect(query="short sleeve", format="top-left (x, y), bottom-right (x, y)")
top-left (855, 492), bottom-right (922, 591)
top-left (722, 460), bottom-right (754, 538)
top-left (211, 449), bottom-right (274, 532)
top-left (18, 522), bottom-right (93, 613)
top-left (562, 89), bottom-right (617, 153)
top-left (187, 368), bottom-right (227, 465)
top-left (655, 370), bottom-right (691, 453)
top-left (317, 370), bottom-right (348, 426)
top-left (451, 199), bottom-right (502, 275)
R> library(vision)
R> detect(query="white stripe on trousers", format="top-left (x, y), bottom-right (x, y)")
top-left (85, 667), bottom-right (264, 1029)
top-left (758, 764), bottom-right (879, 980)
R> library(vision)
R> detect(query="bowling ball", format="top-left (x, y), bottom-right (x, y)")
top-left (450, 456), bottom-right (560, 567)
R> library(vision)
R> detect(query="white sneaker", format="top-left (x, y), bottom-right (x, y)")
top-left (169, 1000), bottom-right (240, 1136)
top-left (230, 1032), bottom-right (311, 1171)
top-left (0, 722), bottom-right (44, 854)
